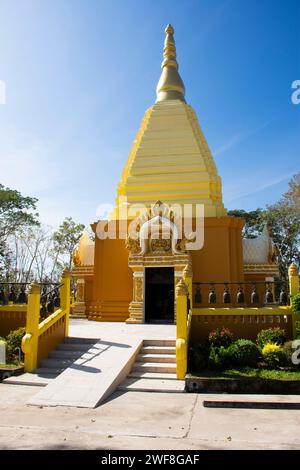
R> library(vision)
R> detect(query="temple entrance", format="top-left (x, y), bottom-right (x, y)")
top-left (145, 267), bottom-right (174, 324)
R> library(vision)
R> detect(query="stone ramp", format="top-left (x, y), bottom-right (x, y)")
top-left (4, 337), bottom-right (98, 387)
top-left (27, 336), bottom-right (143, 408)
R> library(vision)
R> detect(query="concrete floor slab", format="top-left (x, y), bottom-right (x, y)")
top-left (1, 384), bottom-right (300, 449)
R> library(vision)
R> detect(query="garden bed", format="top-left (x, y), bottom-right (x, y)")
top-left (186, 368), bottom-right (300, 394)
top-left (0, 364), bottom-right (24, 382)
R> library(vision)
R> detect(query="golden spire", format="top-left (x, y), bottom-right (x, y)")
top-left (156, 24), bottom-right (186, 102)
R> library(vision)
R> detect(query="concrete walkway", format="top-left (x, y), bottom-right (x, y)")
top-left (27, 319), bottom-right (176, 408)
top-left (1, 383), bottom-right (300, 449)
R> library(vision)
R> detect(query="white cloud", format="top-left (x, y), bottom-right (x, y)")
top-left (213, 133), bottom-right (243, 156)
top-left (213, 119), bottom-right (274, 157)
top-left (225, 173), bottom-right (294, 206)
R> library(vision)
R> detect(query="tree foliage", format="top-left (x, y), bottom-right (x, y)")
top-left (0, 184), bottom-right (39, 278)
top-left (0, 183), bottom-right (39, 241)
top-left (229, 172), bottom-right (300, 279)
top-left (227, 208), bottom-right (265, 238)
top-left (53, 217), bottom-right (85, 270)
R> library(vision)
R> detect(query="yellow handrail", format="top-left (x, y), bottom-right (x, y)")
top-left (22, 269), bottom-right (71, 372)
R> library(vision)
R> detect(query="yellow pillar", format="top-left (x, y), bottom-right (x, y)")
top-left (60, 268), bottom-right (71, 337)
top-left (22, 282), bottom-right (40, 372)
top-left (289, 263), bottom-right (299, 296)
top-left (175, 278), bottom-right (188, 379)
top-left (289, 263), bottom-right (300, 339)
top-left (183, 263), bottom-right (193, 310)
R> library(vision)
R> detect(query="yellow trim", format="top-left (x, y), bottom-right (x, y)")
top-left (192, 306), bottom-right (292, 316)
top-left (0, 305), bottom-right (27, 312)
top-left (38, 308), bottom-right (66, 336)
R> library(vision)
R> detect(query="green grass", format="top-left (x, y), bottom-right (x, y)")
top-left (0, 363), bottom-right (22, 369)
top-left (189, 367), bottom-right (300, 380)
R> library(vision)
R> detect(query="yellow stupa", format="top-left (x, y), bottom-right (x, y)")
top-left (114, 24), bottom-right (226, 219)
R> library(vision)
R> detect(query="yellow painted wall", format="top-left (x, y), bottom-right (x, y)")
top-left (87, 222), bottom-right (132, 321)
top-left (0, 306), bottom-right (27, 337)
top-left (191, 216), bottom-right (244, 282)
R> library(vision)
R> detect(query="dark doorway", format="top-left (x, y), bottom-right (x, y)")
top-left (145, 267), bottom-right (174, 324)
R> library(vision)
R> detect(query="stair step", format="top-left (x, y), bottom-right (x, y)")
top-left (137, 354), bottom-right (176, 363)
top-left (118, 378), bottom-right (185, 393)
top-left (64, 337), bottom-right (99, 345)
top-left (57, 343), bottom-right (95, 352)
top-left (133, 362), bottom-right (176, 373)
top-left (129, 371), bottom-right (178, 380)
top-left (40, 358), bottom-right (75, 368)
top-left (143, 339), bottom-right (175, 347)
top-left (141, 346), bottom-right (176, 355)
top-left (49, 350), bottom-right (93, 359)
top-left (3, 373), bottom-right (56, 387)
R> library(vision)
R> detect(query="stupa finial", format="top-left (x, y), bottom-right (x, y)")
top-left (156, 24), bottom-right (186, 103)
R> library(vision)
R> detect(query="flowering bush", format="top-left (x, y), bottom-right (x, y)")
top-left (256, 328), bottom-right (286, 349)
top-left (208, 327), bottom-right (233, 348)
top-left (262, 342), bottom-right (284, 368)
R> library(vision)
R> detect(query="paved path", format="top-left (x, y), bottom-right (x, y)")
top-left (0, 383), bottom-right (300, 449)
top-left (28, 320), bottom-right (176, 408)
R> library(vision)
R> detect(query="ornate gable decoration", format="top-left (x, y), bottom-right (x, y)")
top-left (125, 201), bottom-right (192, 256)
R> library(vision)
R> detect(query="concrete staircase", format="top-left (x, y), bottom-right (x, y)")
top-left (118, 339), bottom-right (185, 393)
top-left (4, 337), bottom-right (99, 387)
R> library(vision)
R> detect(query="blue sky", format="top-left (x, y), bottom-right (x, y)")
top-left (0, 0), bottom-right (299, 227)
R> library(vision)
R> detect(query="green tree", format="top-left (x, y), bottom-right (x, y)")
top-left (228, 208), bottom-right (265, 238)
top-left (264, 172), bottom-right (300, 279)
top-left (228, 172), bottom-right (300, 279)
top-left (53, 217), bottom-right (85, 270)
top-left (0, 183), bottom-right (39, 278)
top-left (0, 184), bottom-right (39, 239)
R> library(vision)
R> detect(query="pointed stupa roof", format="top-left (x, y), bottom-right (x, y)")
top-left (156, 24), bottom-right (186, 102)
top-left (112, 25), bottom-right (226, 219)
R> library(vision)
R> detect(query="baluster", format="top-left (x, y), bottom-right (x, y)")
top-left (40, 286), bottom-right (48, 320)
top-left (8, 285), bottom-right (16, 303)
top-left (223, 284), bottom-right (231, 303)
top-left (47, 291), bottom-right (55, 314)
top-left (0, 286), bottom-right (5, 305)
top-left (251, 284), bottom-right (259, 304)
top-left (265, 283), bottom-right (274, 304)
top-left (17, 285), bottom-right (27, 304)
top-left (279, 287), bottom-right (288, 306)
top-left (236, 285), bottom-right (245, 304)
top-left (208, 284), bottom-right (216, 304)
top-left (194, 286), bottom-right (201, 305)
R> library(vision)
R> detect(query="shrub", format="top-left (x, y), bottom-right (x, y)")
top-left (6, 327), bottom-right (25, 362)
top-left (282, 341), bottom-right (294, 366)
top-left (256, 328), bottom-right (286, 349)
top-left (208, 327), bottom-right (233, 348)
top-left (228, 339), bottom-right (261, 367)
top-left (208, 345), bottom-right (232, 369)
top-left (189, 343), bottom-right (209, 370)
top-left (291, 292), bottom-right (300, 315)
top-left (262, 342), bottom-right (285, 368)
